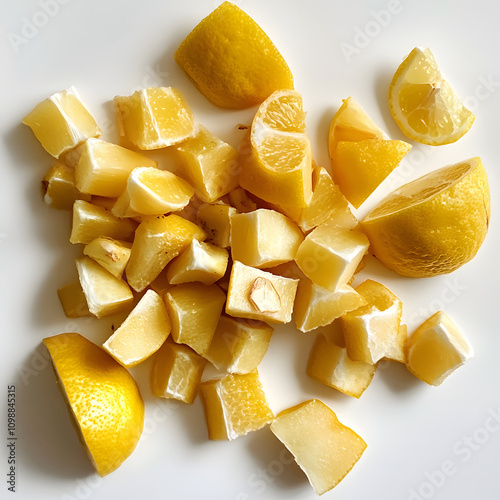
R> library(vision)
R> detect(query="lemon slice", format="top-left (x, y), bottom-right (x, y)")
top-left (388, 47), bottom-right (475, 145)
top-left (239, 90), bottom-right (313, 210)
top-left (362, 157), bottom-right (490, 277)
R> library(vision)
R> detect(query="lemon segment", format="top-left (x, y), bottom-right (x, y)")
top-left (43, 333), bottom-right (144, 476)
top-left (23, 86), bottom-right (101, 158)
top-left (197, 202), bottom-right (237, 248)
top-left (200, 370), bottom-right (274, 440)
top-left (405, 311), bottom-right (473, 386)
top-left (150, 338), bottom-right (206, 404)
top-left (270, 399), bottom-right (367, 495)
top-left (388, 47), bottom-right (475, 145)
top-left (239, 90), bottom-right (313, 210)
top-left (57, 281), bottom-right (91, 318)
top-left (115, 87), bottom-right (196, 150)
top-left (362, 157), bottom-right (490, 277)
top-left (174, 1), bottom-right (293, 109)
top-left (103, 290), bottom-right (171, 368)
top-left (83, 237), bottom-right (132, 278)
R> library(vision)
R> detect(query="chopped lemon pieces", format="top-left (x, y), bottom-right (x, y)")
top-left (114, 87), bottom-right (196, 150)
top-left (125, 214), bottom-right (205, 292)
top-left (103, 290), bottom-right (171, 368)
top-left (270, 399), bottom-right (367, 495)
top-left (174, 126), bottom-right (239, 202)
top-left (405, 311), bottom-right (473, 386)
top-left (23, 86), bottom-right (101, 158)
top-left (57, 281), bottom-right (91, 318)
top-left (166, 239), bottom-right (228, 285)
top-left (295, 225), bottom-right (369, 291)
top-left (197, 202), bottom-right (237, 248)
top-left (83, 237), bottom-right (131, 278)
top-left (150, 338), bottom-right (206, 404)
top-left (204, 315), bottom-right (273, 374)
top-left (230, 209), bottom-right (304, 268)
top-left (76, 256), bottom-right (134, 319)
top-left (165, 282), bottom-right (226, 356)
top-left (200, 370), bottom-right (274, 440)
top-left (226, 261), bottom-right (298, 324)
top-left (388, 47), bottom-right (475, 145)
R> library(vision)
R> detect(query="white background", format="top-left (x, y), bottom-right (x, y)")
top-left (1, 1), bottom-right (499, 499)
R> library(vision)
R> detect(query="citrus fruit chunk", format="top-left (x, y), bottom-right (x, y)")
top-left (150, 338), bottom-right (206, 404)
top-left (197, 202), bottom-right (237, 248)
top-left (200, 370), bottom-right (274, 440)
top-left (103, 290), bottom-right (171, 368)
top-left (204, 315), bottom-right (273, 374)
top-left (22, 86), bottom-right (101, 158)
top-left (270, 399), bottom-right (367, 495)
top-left (125, 214), bottom-right (206, 292)
top-left (230, 208), bottom-right (304, 268)
top-left (83, 237), bottom-right (131, 278)
top-left (165, 282), bottom-right (226, 356)
top-left (174, 1), bottom-right (293, 109)
top-left (76, 256), bottom-right (134, 319)
top-left (294, 225), bottom-right (369, 292)
top-left (122, 167), bottom-right (194, 216)
top-left (405, 311), bottom-right (473, 386)
top-left (70, 200), bottom-right (137, 245)
top-left (239, 90), bottom-right (313, 210)
top-left (57, 281), bottom-right (91, 318)
top-left (388, 47), bottom-right (475, 145)
top-left (226, 261), bottom-right (298, 324)
top-left (328, 96), bottom-right (383, 169)
top-left (114, 87), bottom-right (196, 150)
top-left (341, 279), bottom-right (404, 364)
top-left (174, 126), bottom-right (239, 202)
top-left (166, 239), bottom-right (228, 285)
top-left (42, 161), bottom-right (90, 210)
top-left (307, 333), bottom-right (376, 398)
top-left (362, 157), bottom-right (490, 278)
top-left (294, 280), bottom-right (367, 333)
top-left (43, 333), bottom-right (144, 476)
top-left (334, 139), bottom-right (411, 208)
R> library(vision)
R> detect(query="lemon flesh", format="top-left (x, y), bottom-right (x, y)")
top-left (388, 47), bottom-right (474, 145)
top-left (362, 157), bottom-right (490, 278)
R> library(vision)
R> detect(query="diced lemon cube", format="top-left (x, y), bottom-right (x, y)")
top-left (294, 280), bottom-right (367, 333)
top-left (150, 338), bottom-right (206, 404)
top-left (76, 256), bottom-right (134, 318)
top-left (83, 237), bottom-right (132, 278)
top-left (42, 161), bottom-right (90, 210)
top-left (22, 86), bottom-right (101, 158)
top-left (114, 87), bottom-right (196, 150)
top-left (204, 315), bottom-right (273, 374)
top-left (281, 167), bottom-right (355, 233)
top-left (405, 311), bottom-right (473, 386)
top-left (165, 282), bottom-right (226, 356)
top-left (102, 290), bottom-right (171, 368)
top-left (70, 200), bottom-right (137, 245)
top-left (57, 281), bottom-right (91, 318)
top-left (270, 399), bottom-right (367, 495)
top-left (174, 126), bottom-right (239, 202)
top-left (226, 261), bottom-right (298, 324)
top-left (307, 333), bottom-right (376, 398)
top-left (166, 239), bottom-right (228, 285)
top-left (196, 202), bottom-right (237, 248)
top-left (200, 370), bottom-right (274, 440)
top-left (295, 224), bottom-right (369, 291)
top-left (74, 138), bottom-right (158, 197)
top-left (341, 279), bottom-right (404, 364)
top-left (125, 214), bottom-right (206, 292)
top-left (230, 209), bottom-right (304, 268)
top-left (119, 167), bottom-right (194, 216)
